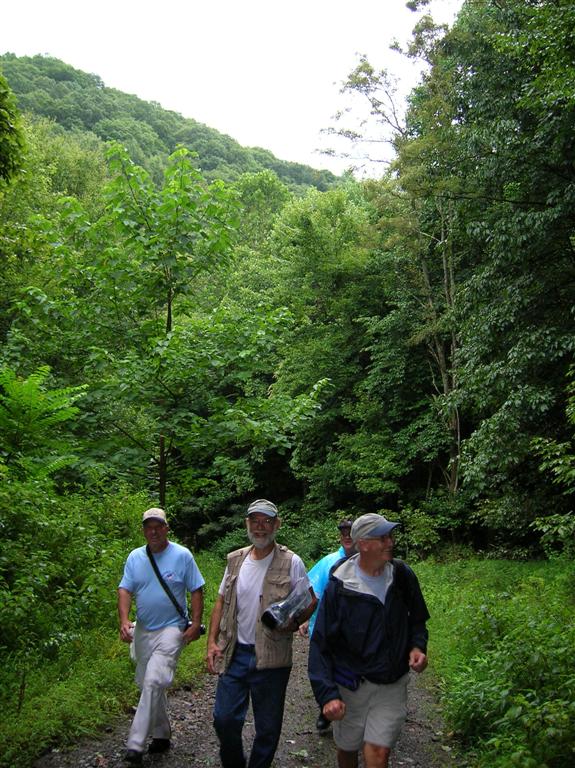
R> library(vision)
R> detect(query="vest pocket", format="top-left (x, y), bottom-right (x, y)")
top-left (263, 575), bottom-right (290, 604)
top-left (220, 574), bottom-right (238, 635)
top-left (223, 574), bottom-right (238, 604)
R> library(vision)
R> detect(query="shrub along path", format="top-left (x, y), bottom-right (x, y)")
top-left (34, 635), bottom-right (460, 768)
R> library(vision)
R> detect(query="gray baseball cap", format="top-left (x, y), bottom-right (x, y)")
top-left (351, 513), bottom-right (399, 543)
top-left (246, 499), bottom-right (278, 518)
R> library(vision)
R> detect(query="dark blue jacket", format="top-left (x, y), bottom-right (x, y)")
top-left (308, 555), bottom-right (430, 707)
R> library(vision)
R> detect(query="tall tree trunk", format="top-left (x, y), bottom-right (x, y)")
top-left (418, 201), bottom-right (460, 497)
top-left (159, 434), bottom-right (167, 507)
top-left (166, 285), bottom-right (173, 334)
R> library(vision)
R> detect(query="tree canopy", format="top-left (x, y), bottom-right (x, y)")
top-left (1, 0), bottom-right (574, 580)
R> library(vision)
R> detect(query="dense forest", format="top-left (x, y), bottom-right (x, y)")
top-left (2, 0), bottom-right (574, 556)
top-left (1, 1), bottom-right (574, 766)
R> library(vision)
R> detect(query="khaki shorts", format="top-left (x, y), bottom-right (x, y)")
top-left (333, 672), bottom-right (409, 751)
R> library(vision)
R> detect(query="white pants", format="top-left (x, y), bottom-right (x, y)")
top-left (127, 624), bottom-right (184, 752)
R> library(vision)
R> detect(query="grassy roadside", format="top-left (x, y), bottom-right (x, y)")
top-left (0, 551), bottom-right (222, 768)
top-left (415, 558), bottom-right (575, 768)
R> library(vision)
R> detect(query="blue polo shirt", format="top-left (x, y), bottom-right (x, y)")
top-left (307, 545), bottom-right (346, 635)
top-left (119, 541), bottom-right (205, 631)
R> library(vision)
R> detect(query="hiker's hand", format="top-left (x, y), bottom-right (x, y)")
top-left (277, 618), bottom-right (300, 634)
top-left (183, 622), bottom-right (202, 644)
top-left (409, 648), bottom-right (428, 673)
top-left (297, 621), bottom-right (309, 637)
top-left (323, 699), bottom-right (346, 721)
top-left (206, 642), bottom-right (223, 674)
top-left (119, 620), bottom-right (135, 643)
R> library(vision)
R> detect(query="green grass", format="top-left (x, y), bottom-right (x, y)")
top-left (0, 632), bottom-right (211, 768)
top-left (0, 629), bottom-right (131, 768)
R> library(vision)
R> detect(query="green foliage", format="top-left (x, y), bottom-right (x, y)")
top-left (382, 0), bottom-right (575, 546)
top-left (277, 516), bottom-right (344, 566)
top-left (532, 366), bottom-right (575, 518)
top-left (233, 169), bottom-right (291, 248)
top-left (102, 142), bottom-right (239, 333)
top-left (530, 513), bottom-right (575, 559)
top-left (0, 628), bottom-right (131, 768)
top-left (0, 483), bottom-right (145, 661)
top-left (14, 116), bottom-right (109, 209)
top-left (0, 485), bottom-right (150, 758)
top-left (492, 0), bottom-right (575, 112)
top-left (393, 504), bottom-right (440, 559)
top-left (444, 0), bottom-right (575, 516)
top-left (0, 621), bottom-right (209, 768)
top-left (205, 508), bottom-right (345, 568)
top-left (1, 143), bottom-right (329, 519)
top-left (0, 366), bottom-right (86, 478)
top-left (0, 70), bottom-right (25, 184)
top-left (420, 558), bottom-right (575, 768)
top-left (269, 184), bottom-right (408, 517)
top-left (206, 524), bottom-right (253, 562)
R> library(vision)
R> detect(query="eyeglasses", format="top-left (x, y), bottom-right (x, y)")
top-left (247, 516), bottom-right (275, 529)
top-left (144, 523), bottom-right (167, 534)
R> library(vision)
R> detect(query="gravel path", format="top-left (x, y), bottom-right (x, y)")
top-left (34, 635), bottom-right (460, 768)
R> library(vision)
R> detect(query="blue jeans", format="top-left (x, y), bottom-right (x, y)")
top-left (213, 643), bottom-right (291, 768)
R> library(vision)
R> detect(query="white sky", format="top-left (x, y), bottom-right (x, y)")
top-left (1, 0), bottom-right (463, 177)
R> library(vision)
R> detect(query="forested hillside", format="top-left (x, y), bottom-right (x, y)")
top-left (1, 2), bottom-right (574, 766)
top-left (0, 53), bottom-right (338, 192)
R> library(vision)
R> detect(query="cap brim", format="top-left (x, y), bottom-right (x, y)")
top-left (368, 521), bottom-right (399, 537)
top-left (247, 510), bottom-right (277, 517)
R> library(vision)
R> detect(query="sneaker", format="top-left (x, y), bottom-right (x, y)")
top-left (316, 712), bottom-right (331, 732)
top-left (124, 750), bottom-right (143, 765)
top-left (148, 738), bottom-right (171, 754)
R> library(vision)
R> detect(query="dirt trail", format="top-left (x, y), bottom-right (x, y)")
top-left (34, 635), bottom-right (459, 768)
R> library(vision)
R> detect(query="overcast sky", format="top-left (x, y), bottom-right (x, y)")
top-left (1, 0), bottom-right (463, 176)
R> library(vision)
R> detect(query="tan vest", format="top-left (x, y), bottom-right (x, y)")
top-left (217, 543), bottom-right (295, 673)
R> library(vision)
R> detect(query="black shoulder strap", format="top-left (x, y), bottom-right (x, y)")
top-left (146, 545), bottom-right (187, 621)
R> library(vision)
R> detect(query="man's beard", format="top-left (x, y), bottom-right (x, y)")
top-left (247, 530), bottom-right (277, 549)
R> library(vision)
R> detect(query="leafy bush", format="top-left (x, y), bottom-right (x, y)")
top-left (393, 504), bottom-right (440, 560)
top-left (419, 559), bottom-right (575, 768)
top-left (530, 512), bottom-right (575, 558)
top-left (206, 523), bottom-right (252, 561)
top-left (0, 480), bottom-right (147, 703)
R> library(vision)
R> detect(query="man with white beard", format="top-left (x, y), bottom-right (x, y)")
top-left (207, 499), bottom-right (317, 768)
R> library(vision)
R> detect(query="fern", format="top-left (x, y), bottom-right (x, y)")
top-left (0, 366), bottom-right (87, 477)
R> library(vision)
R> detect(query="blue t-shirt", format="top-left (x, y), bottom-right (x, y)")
top-left (307, 545), bottom-right (346, 635)
top-left (119, 541), bottom-right (205, 631)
